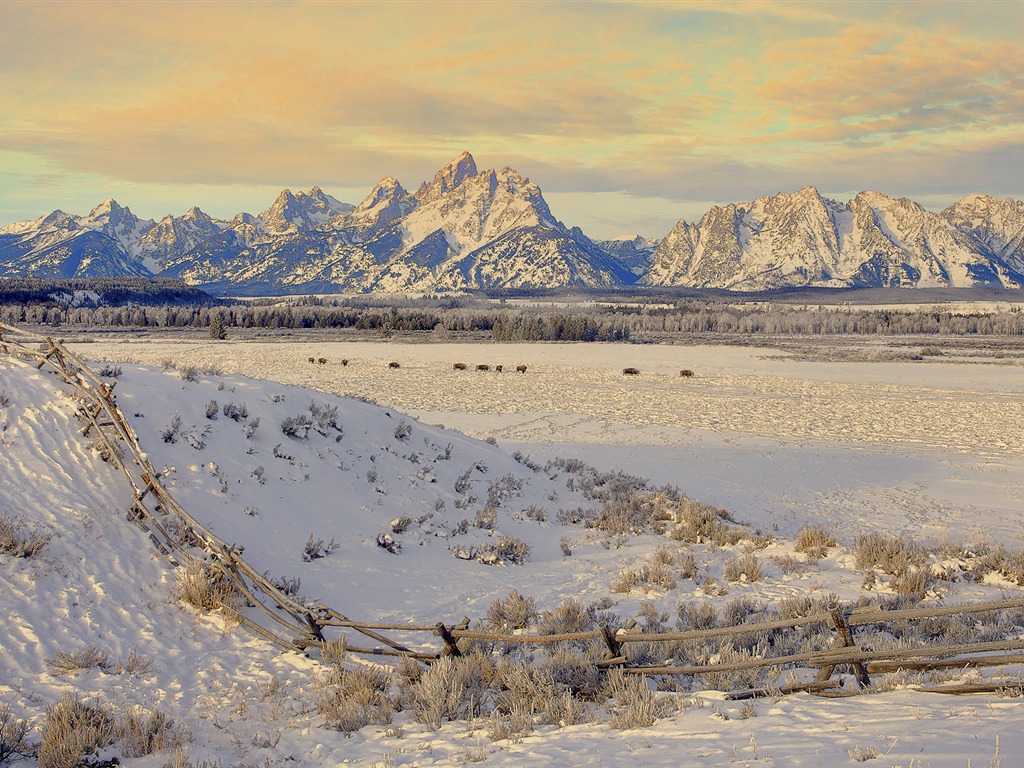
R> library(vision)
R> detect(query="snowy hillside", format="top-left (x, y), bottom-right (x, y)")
top-left (3, 341), bottom-right (1024, 766)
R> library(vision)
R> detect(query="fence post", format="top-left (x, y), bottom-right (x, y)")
top-left (435, 622), bottom-right (463, 657)
top-left (600, 621), bottom-right (622, 660)
top-left (818, 607), bottom-right (871, 687)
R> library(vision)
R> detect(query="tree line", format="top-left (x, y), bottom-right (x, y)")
top-left (1, 278), bottom-right (1021, 338)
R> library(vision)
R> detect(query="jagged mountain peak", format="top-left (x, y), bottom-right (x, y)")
top-left (421, 151), bottom-right (478, 199)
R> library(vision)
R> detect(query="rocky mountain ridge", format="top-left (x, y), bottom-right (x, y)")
top-left (1, 155), bottom-right (1022, 293)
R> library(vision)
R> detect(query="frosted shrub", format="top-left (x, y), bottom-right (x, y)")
top-left (222, 402), bottom-right (247, 422)
top-left (97, 364), bottom-right (122, 378)
top-left (454, 469), bottom-right (473, 494)
top-left (320, 636), bottom-right (348, 666)
top-left (677, 601), bottom-right (719, 631)
top-left (854, 532), bottom-right (926, 576)
top-left (671, 498), bottom-right (746, 546)
top-left (541, 646), bottom-right (605, 702)
top-left (485, 590), bottom-right (539, 632)
top-left (603, 670), bottom-right (665, 729)
top-left (393, 419), bottom-right (413, 442)
top-left (611, 558), bottom-right (677, 593)
top-left (174, 560), bottom-right (238, 612)
top-left (678, 551), bottom-right (699, 580)
top-left (117, 707), bottom-right (180, 758)
top-left (794, 525), bottom-right (838, 559)
top-left (474, 507), bottom-right (498, 530)
top-left (486, 473), bottom-right (524, 507)
top-left (302, 533), bottom-right (340, 561)
top-left (406, 654), bottom-right (494, 729)
top-left (281, 413), bottom-right (313, 439)
top-left (538, 598), bottom-right (592, 636)
top-left (178, 365), bottom-right (200, 382)
top-left (723, 553), bottom-right (762, 583)
top-left (316, 667), bottom-right (393, 733)
top-left (0, 511), bottom-right (50, 557)
top-left (37, 693), bottom-right (115, 768)
top-left (45, 646), bottom-right (110, 676)
top-left (0, 703), bottom-right (32, 764)
top-left (309, 402), bottom-right (343, 439)
top-left (477, 535), bottom-right (531, 565)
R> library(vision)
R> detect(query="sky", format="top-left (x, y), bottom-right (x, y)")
top-left (1, 0), bottom-right (1022, 240)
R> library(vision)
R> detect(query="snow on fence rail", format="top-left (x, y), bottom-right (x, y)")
top-left (3, 321), bottom-right (1024, 698)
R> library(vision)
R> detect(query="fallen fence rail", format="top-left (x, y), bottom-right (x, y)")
top-left (4, 321), bottom-right (1024, 698)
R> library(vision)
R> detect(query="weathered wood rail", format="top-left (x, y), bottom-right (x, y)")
top-left (4, 321), bottom-right (1024, 698)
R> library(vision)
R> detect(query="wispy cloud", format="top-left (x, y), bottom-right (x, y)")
top-left (1, 0), bottom-right (1021, 237)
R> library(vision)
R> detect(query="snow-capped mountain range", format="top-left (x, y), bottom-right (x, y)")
top-left (645, 187), bottom-right (1024, 290)
top-left (1, 153), bottom-right (1022, 293)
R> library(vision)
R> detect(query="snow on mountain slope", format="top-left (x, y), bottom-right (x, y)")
top-left (646, 187), bottom-right (1024, 289)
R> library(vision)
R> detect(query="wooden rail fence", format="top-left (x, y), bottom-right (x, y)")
top-left (4, 321), bottom-right (1024, 698)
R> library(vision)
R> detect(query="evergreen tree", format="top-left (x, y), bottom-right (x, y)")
top-left (209, 314), bottom-right (226, 340)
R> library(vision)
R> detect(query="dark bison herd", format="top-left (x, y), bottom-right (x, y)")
top-left (306, 357), bottom-right (695, 378)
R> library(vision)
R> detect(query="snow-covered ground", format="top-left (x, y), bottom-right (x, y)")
top-left (2, 335), bottom-right (1023, 767)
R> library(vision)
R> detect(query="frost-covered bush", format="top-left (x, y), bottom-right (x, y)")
top-left (178, 365), bottom-right (200, 382)
top-left (393, 419), bottom-right (413, 442)
top-left (454, 469), bottom-right (473, 494)
top-left (723, 553), bottom-right (762, 583)
top-left (474, 507), bottom-right (498, 530)
top-left (537, 598), bottom-right (592, 636)
top-left (161, 413), bottom-right (183, 443)
top-left (174, 561), bottom-right (238, 612)
top-left (117, 707), bottom-right (180, 758)
top-left (485, 590), bottom-right (539, 632)
top-left (404, 654), bottom-right (495, 729)
top-left (222, 402), bottom-right (248, 422)
top-left (603, 670), bottom-right (666, 729)
top-left (97, 364), bottom-right (122, 378)
top-left (854, 532), bottom-right (926, 576)
top-left (37, 693), bottom-right (115, 768)
top-left (794, 525), bottom-right (838, 559)
top-left (0, 703), bottom-right (32, 764)
top-left (316, 667), bottom-right (393, 733)
top-left (309, 403), bottom-right (343, 440)
top-left (281, 413), bottom-right (312, 439)
top-left (0, 511), bottom-right (50, 557)
top-left (670, 497), bottom-right (746, 546)
top-left (475, 535), bottom-right (531, 566)
top-left (486, 473), bottom-right (524, 507)
top-left (44, 646), bottom-right (110, 676)
top-left (302, 533), bottom-right (339, 561)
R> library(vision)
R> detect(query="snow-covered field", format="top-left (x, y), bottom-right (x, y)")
top-left (2, 334), bottom-right (1024, 767)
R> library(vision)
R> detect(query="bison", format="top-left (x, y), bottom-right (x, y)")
top-left (495, 365), bottom-right (503, 373)
top-left (318, 357), bottom-right (327, 365)
top-left (453, 363), bottom-right (468, 370)
top-left (341, 359), bottom-right (349, 366)
top-left (476, 364), bottom-right (490, 371)
top-left (622, 367), bottom-right (640, 376)
top-left (388, 361), bottom-right (401, 369)
top-left (308, 357), bottom-right (315, 364)
top-left (515, 364), bottom-right (527, 373)
top-left (680, 369), bottom-right (694, 377)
